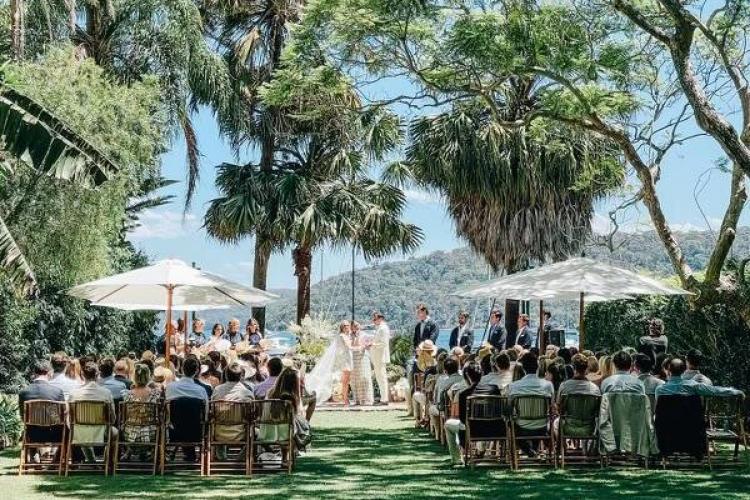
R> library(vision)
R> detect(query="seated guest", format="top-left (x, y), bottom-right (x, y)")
top-left (557, 354), bottom-right (601, 402)
top-left (444, 361), bottom-right (483, 465)
top-left (475, 352), bottom-right (513, 395)
top-left (508, 353), bottom-right (554, 456)
top-left (120, 363), bottom-right (162, 457)
top-left (633, 353), bottom-right (664, 395)
top-left (683, 349), bottom-right (712, 385)
top-left (181, 354), bottom-right (212, 398)
top-left (557, 348), bottom-right (574, 380)
top-left (114, 359), bottom-right (133, 390)
top-left (226, 318), bottom-right (244, 346)
top-left (245, 318), bottom-right (263, 345)
top-left (412, 340), bottom-right (438, 425)
top-left (544, 358), bottom-right (566, 393)
top-left (189, 318), bottom-right (206, 347)
top-left (70, 362), bottom-right (117, 462)
top-left (199, 359), bottom-right (222, 388)
top-left (66, 357), bottom-right (84, 384)
top-left (655, 358), bottom-right (742, 400)
top-left (98, 357), bottom-right (127, 401)
top-left (262, 367), bottom-right (310, 451)
top-left (48, 352), bottom-right (81, 400)
top-left (585, 356), bottom-right (599, 383)
top-left (165, 357), bottom-right (209, 405)
top-left (19, 361), bottom-right (66, 462)
top-left (600, 351), bottom-right (644, 395)
top-left (212, 363), bottom-right (255, 401)
top-left (254, 357), bottom-right (284, 399)
top-left (428, 356), bottom-right (463, 431)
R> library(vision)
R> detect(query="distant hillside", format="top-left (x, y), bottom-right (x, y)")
top-left (217, 229), bottom-right (750, 335)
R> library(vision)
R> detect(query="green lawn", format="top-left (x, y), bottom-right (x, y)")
top-left (0, 410), bottom-right (748, 499)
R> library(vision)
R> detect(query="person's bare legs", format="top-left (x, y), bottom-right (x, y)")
top-left (341, 370), bottom-right (351, 406)
top-left (306, 398), bottom-right (317, 422)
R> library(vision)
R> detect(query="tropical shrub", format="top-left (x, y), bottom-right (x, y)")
top-left (390, 333), bottom-right (412, 368)
top-left (0, 395), bottom-right (20, 448)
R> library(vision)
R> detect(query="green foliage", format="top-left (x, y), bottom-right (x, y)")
top-left (586, 296), bottom-right (750, 392)
top-left (0, 395), bottom-right (20, 448)
top-left (388, 333), bottom-right (412, 368)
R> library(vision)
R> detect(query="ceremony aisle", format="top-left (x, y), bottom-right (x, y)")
top-left (1, 411), bottom-right (749, 499)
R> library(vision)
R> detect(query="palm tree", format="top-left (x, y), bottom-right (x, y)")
top-left (200, 0), bottom-right (303, 329)
top-left (0, 86), bottom-right (117, 293)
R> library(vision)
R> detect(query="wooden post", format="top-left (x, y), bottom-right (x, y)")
top-left (538, 300), bottom-right (545, 350)
top-left (579, 292), bottom-right (585, 350)
top-left (183, 310), bottom-right (189, 349)
top-left (165, 285), bottom-right (174, 361)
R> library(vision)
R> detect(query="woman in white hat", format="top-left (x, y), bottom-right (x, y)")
top-left (412, 340), bottom-right (438, 425)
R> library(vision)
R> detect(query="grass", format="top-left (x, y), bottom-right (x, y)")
top-left (0, 410), bottom-right (748, 499)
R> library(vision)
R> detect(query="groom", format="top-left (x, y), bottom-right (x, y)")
top-left (370, 311), bottom-right (391, 405)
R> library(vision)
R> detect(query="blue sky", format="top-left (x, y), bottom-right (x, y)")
top-left (129, 103), bottom-right (743, 290)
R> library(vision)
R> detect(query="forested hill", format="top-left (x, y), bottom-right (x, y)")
top-left (258, 228), bottom-right (750, 333)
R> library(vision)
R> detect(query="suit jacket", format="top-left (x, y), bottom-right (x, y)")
top-left (18, 379), bottom-right (65, 419)
top-left (487, 323), bottom-right (507, 350)
top-left (412, 318), bottom-right (439, 349)
top-left (371, 322), bottom-right (391, 364)
top-left (449, 326), bottom-right (473, 352)
top-left (515, 326), bottom-right (533, 349)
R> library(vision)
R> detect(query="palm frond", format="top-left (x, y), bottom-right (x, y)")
top-left (0, 214), bottom-right (36, 296)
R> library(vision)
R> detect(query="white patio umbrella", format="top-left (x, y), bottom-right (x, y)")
top-left (454, 257), bottom-right (691, 348)
top-left (68, 259), bottom-right (278, 356)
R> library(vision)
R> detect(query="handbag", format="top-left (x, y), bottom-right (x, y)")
top-left (294, 416), bottom-right (312, 450)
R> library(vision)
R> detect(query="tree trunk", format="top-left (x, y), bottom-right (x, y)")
top-left (10, 0), bottom-right (24, 61)
top-left (251, 239), bottom-right (271, 332)
top-left (293, 245), bottom-right (313, 325)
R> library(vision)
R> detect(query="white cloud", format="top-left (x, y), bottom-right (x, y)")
top-left (404, 188), bottom-right (443, 205)
top-left (129, 210), bottom-right (201, 241)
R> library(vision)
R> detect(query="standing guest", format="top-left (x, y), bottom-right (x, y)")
top-left (537, 310), bottom-right (559, 349)
top-left (332, 321), bottom-right (356, 406)
top-left (515, 314), bottom-right (534, 350)
top-left (684, 349), bottom-right (712, 385)
top-left (114, 359), bottom-right (133, 390)
top-left (189, 319), bottom-right (206, 347)
top-left (444, 361), bottom-right (483, 465)
top-left (412, 304), bottom-right (439, 349)
top-left (70, 362), bottom-right (117, 462)
top-left (350, 321), bottom-right (374, 406)
top-left (449, 311), bottom-right (474, 353)
top-left (254, 357), bottom-right (284, 399)
top-left (19, 361), bottom-right (66, 463)
top-left (98, 358), bottom-right (127, 400)
top-left (600, 351), bottom-right (645, 395)
top-left (633, 353), bottom-right (664, 395)
top-left (49, 352), bottom-right (81, 400)
top-left (245, 319), bottom-right (263, 345)
top-left (226, 318), bottom-right (243, 346)
top-left (487, 310), bottom-right (507, 351)
top-left (655, 358), bottom-right (742, 400)
top-left (370, 311), bottom-right (391, 405)
top-left (557, 354), bottom-right (601, 401)
top-left (212, 363), bottom-right (255, 401)
top-left (638, 318), bottom-right (668, 363)
top-left (475, 352), bottom-right (513, 394)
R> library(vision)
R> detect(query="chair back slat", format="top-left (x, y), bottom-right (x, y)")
top-left (704, 394), bottom-right (744, 431)
top-left (71, 401), bottom-right (111, 425)
top-left (559, 394), bottom-right (600, 437)
top-left (513, 395), bottom-right (550, 420)
top-left (211, 400), bottom-right (250, 425)
top-left (413, 373), bottom-right (425, 392)
top-left (468, 395), bottom-right (510, 420)
top-left (252, 399), bottom-right (293, 425)
top-left (24, 400), bottom-right (65, 427)
top-left (119, 401), bottom-right (162, 428)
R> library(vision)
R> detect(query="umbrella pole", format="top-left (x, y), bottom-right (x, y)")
top-left (479, 298), bottom-right (497, 345)
top-left (165, 285), bottom-right (174, 361)
top-left (579, 292), bottom-right (585, 350)
top-left (539, 300), bottom-right (545, 350)
top-left (183, 310), bottom-right (188, 351)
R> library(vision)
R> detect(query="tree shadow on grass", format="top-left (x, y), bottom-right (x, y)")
top-left (4, 423), bottom-right (750, 499)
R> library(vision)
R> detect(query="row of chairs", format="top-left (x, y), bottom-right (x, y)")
top-left (419, 380), bottom-right (747, 469)
top-left (18, 398), bottom-right (295, 476)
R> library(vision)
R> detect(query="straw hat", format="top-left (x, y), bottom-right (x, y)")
top-left (417, 340), bottom-right (438, 355)
top-left (477, 344), bottom-right (493, 360)
top-left (450, 346), bottom-right (465, 357)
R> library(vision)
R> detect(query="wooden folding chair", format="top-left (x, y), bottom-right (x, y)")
top-left (465, 395), bottom-right (513, 469)
top-left (249, 399), bottom-right (295, 474)
top-left (206, 400), bottom-right (252, 475)
top-left (19, 400), bottom-right (67, 475)
top-left (558, 394), bottom-right (602, 468)
top-left (705, 394), bottom-right (748, 467)
top-left (654, 395), bottom-right (707, 469)
top-left (510, 395), bottom-right (555, 469)
top-left (162, 398), bottom-right (207, 475)
top-left (423, 376), bottom-right (437, 436)
top-left (66, 400), bottom-right (114, 476)
top-left (114, 400), bottom-right (163, 475)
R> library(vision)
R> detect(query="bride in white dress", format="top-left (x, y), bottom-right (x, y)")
top-left (306, 320), bottom-right (360, 406)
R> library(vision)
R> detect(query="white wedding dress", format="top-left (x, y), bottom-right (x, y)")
top-left (305, 336), bottom-right (341, 404)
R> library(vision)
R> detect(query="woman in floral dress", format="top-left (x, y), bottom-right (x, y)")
top-left (350, 322), bottom-right (374, 406)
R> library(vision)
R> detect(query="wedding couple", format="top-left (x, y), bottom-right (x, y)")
top-left (307, 312), bottom-right (390, 406)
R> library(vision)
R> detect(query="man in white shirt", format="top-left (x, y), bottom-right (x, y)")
top-left (48, 352), bottom-right (81, 400)
top-left (601, 351), bottom-right (645, 395)
top-left (370, 311), bottom-right (391, 405)
top-left (507, 353), bottom-right (554, 456)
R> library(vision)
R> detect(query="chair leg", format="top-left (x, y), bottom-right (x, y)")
top-left (248, 435), bottom-right (255, 476)
top-left (245, 433), bottom-right (251, 476)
